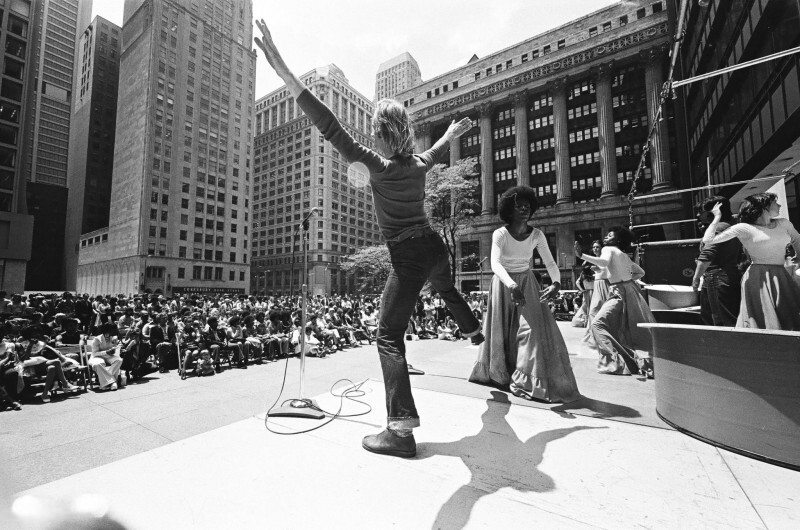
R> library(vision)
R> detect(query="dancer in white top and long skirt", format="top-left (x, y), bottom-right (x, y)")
top-left (574, 227), bottom-right (655, 377)
top-left (469, 186), bottom-right (580, 403)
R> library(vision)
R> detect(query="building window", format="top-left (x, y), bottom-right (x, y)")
top-left (178, 267), bottom-right (185, 279)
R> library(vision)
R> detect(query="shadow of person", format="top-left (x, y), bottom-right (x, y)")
top-left (549, 395), bottom-right (642, 420)
top-left (417, 391), bottom-right (605, 530)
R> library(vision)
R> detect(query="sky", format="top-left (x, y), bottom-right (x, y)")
top-left (92, 0), bottom-right (621, 101)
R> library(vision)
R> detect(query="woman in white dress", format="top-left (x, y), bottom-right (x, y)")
top-left (574, 227), bottom-right (655, 376)
top-left (703, 193), bottom-right (800, 330)
top-left (469, 186), bottom-right (580, 403)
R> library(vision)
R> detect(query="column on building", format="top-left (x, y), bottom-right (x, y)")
top-left (513, 91), bottom-right (530, 187)
top-left (595, 62), bottom-right (618, 198)
top-left (643, 47), bottom-right (673, 191)
top-left (477, 103), bottom-right (494, 214)
top-left (416, 122), bottom-right (432, 152)
top-left (551, 77), bottom-right (571, 205)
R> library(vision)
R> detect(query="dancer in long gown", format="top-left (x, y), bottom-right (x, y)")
top-left (703, 193), bottom-right (800, 330)
top-left (581, 240), bottom-right (609, 348)
top-left (469, 186), bottom-right (580, 403)
top-left (574, 227), bottom-right (656, 377)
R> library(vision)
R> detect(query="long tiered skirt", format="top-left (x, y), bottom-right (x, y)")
top-left (468, 271), bottom-right (580, 403)
top-left (582, 279), bottom-right (611, 348)
top-left (737, 264), bottom-right (800, 330)
top-left (590, 280), bottom-right (656, 375)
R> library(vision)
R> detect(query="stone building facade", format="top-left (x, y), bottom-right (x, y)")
top-left (251, 64), bottom-right (382, 296)
top-left (374, 52), bottom-right (422, 102)
top-left (397, 0), bottom-right (686, 291)
top-left (77, 0), bottom-right (255, 297)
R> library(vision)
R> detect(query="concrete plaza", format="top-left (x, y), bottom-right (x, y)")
top-left (1, 323), bottom-right (798, 529)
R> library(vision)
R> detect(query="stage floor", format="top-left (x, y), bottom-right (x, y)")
top-left (13, 380), bottom-right (800, 529)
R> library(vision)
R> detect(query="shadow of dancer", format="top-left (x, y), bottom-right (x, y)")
top-left (418, 391), bottom-right (604, 530)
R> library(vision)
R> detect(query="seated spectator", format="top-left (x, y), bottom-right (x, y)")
top-left (90, 322), bottom-right (124, 391)
top-left (15, 325), bottom-right (80, 402)
top-left (199, 317), bottom-right (222, 372)
top-left (225, 316), bottom-right (247, 368)
top-left (1, 338), bottom-right (22, 410)
top-left (242, 315), bottom-right (264, 364)
top-left (55, 317), bottom-right (82, 346)
top-left (290, 325), bottom-right (324, 357)
top-left (149, 313), bottom-right (177, 374)
top-left (266, 312), bottom-right (290, 358)
top-left (361, 305), bottom-right (378, 338)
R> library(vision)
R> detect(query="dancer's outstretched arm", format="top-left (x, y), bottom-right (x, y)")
top-left (254, 19), bottom-right (304, 99)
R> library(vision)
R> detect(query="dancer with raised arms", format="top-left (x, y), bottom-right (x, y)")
top-left (255, 19), bottom-right (484, 458)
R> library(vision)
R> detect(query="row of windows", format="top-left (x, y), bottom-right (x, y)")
top-left (570, 151), bottom-right (600, 167)
top-left (530, 137), bottom-right (554, 152)
top-left (568, 126), bottom-right (599, 143)
top-left (567, 103), bottom-right (597, 120)
top-left (495, 168), bottom-right (517, 182)
top-left (529, 115), bottom-right (553, 129)
top-left (494, 146), bottom-right (516, 161)
top-left (532, 160), bottom-right (556, 175)
top-left (493, 125), bottom-right (515, 140)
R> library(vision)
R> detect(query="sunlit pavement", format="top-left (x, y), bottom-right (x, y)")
top-left (2, 323), bottom-right (798, 529)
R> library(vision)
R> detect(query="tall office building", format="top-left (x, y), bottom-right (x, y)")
top-left (76, 0), bottom-right (255, 297)
top-left (394, 0), bottom-right (684, 291)
top-left (252, 64), bottom-right (381, 296)
top-left (676, 0), bottom-right (800, 226)
top-left (64, 16), bottom-right (120, 291)
top-left (374, 51), bottom-right (422, 101)
top-left (21, 0), bottom-right (91, 290)
top-left (0, 1), bottom-right (36, 293)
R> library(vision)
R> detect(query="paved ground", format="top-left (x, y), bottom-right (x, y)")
top-left (2, 323), bottom-right (798, 529)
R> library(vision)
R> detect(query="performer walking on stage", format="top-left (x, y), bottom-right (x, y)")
top-left (469, 186), bottom-right (580, 403)
top-left (574, 227), bottom-right (655, 377)
top-left (255, 20), bottom-right (484, 458)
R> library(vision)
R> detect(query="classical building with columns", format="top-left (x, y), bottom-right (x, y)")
top-left (396, 0), bottom-right (687, 291)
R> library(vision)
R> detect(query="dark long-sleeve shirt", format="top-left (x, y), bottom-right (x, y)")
top-left (698, 222), bottom-right (744, 274)
top-left (296, 89), bottom-right (449, 241)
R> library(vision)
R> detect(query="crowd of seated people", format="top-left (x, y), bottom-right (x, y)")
top-left (0, 290), bottom-right (387, 411)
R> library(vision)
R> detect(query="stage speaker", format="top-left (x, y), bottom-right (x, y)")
top-left (638, 239), bottom-right (701, 286)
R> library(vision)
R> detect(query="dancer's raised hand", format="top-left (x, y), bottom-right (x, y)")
top-left (254, 19), bottom-right (304, 97)
top-left (444, 118), bottom-right (473, 142)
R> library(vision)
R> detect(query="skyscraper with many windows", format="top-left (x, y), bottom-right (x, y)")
top-left (76, 0), bottom-right (255, 297)
top-left (0, 0), bottom-right (37, 293)
top-left (251, 64), bottom-right (381, 296)
top-left (374, 51), bottom-right (422, 102)
top-left (19, 0), bottom-right (91, 290)
top-left (64, 15), bottom-right (120, 291)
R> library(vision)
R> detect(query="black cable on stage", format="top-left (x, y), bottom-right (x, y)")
top-left (263, 352), bottom-right (372, 435)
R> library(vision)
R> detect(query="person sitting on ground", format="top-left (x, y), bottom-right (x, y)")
top-left (89, 322), bottom-right (124, 391)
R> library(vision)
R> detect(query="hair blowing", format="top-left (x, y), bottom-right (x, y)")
top-left (371, 99), bottom-right (415, 155)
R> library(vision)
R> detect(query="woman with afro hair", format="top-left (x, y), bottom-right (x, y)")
top-left (469, 186), bottom-right (580, 403)
top-left (574, 226), bottom-right (655, 377)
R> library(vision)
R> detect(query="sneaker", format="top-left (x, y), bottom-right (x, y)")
top-left (470, 332), bottom-right (485, 346)
top-left (119, 373), bottom-right (127, 388)
top-left (110, 383), bottom-right (118, 391)
top-left (362, 429), bottom-right (416, 458)
top-left (10, 401), bottom-right (22, 411)
top-left (62, 384), bottom-right (80, 393)
top-left (41, 392), bottom-right (51, 403)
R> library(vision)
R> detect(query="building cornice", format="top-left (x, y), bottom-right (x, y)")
top-left (413, 22), bottom-right (669, 122)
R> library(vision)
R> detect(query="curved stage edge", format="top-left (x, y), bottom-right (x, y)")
top-left (641, 323), bottom-right (800, 471)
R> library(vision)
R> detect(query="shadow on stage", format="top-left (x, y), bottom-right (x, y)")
top-left (417, 391), bottom-right (605, 530)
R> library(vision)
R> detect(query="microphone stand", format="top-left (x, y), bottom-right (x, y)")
top-left (268, 209), bottom-right (324, 420)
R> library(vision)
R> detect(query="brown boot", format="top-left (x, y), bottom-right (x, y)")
top-left (362, 429), bottom-right (416, 458)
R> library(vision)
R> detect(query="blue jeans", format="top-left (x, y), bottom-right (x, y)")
top-left (380, 229), bottom-right (481, 430)
top-left (700, 269), bottom-right (741, 327)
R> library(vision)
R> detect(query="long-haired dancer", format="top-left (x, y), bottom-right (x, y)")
top-left (255, 20), bottom-right (483, 458)
top-left (703, 193), bottom-right (800, 330)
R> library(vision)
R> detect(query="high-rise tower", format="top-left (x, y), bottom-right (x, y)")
top-left (76, 0), bottom-right (255, 297)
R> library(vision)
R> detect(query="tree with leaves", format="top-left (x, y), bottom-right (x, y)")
top-left (340, 245), bottom-right (393, 293)
top-left (424, 156), bottom-right (480, 283)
